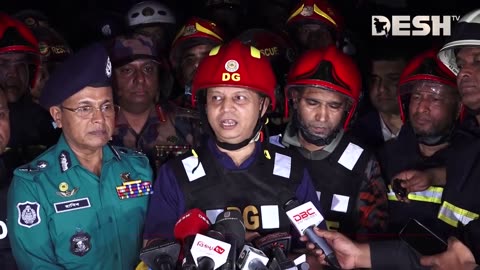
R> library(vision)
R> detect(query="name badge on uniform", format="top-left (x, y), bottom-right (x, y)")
top-left (116, 172), bottom-right (153, 200)
top-left (54, 198), bottom-right (91, 213)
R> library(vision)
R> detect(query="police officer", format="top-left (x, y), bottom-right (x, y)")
top-left (0, 89), bottom-right (16, 269)
top-left (143, 40), bottom-right (321, 240)
top-left (0, 13), bottom-right (60, 163)
top-left (170, 16), bottom-right (224, 108)
top-left (270, 46), bottom-right (388, 239)
top-left (109, 33), bottom-right (200, 172)
top-left (379, 49), bottom-right (473, 237)
top-left (7, 43), bottom-right (153, 270)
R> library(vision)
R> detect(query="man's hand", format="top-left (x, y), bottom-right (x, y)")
top-left (420, 237), bottom-right (478, 270)
top-left (300, 227), bottom-right (371, 269)
top-left (392, 167), bottom-right (446, 202)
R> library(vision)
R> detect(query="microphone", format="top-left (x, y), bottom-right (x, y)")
top-left (191, 233), bottom-right (232, 270)
top-left (283, 199), bottom-right (341, 270)
top-left (237, 245), bottom-right (269, 270)
top-left (213, 210), bottom-right (246, 270)
top-left (253, 232), bottom-right (295, 270)
top-left (174, 208), bottom-right (212, 270)
top-left (139, 238), bottom-right (181, 270)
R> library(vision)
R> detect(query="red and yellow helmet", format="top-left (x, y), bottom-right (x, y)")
top-left (170, 17), bottom-right (224, 68)
top-left (398, 49), bottom-right (460, 122)
top-left (285, 45), bottom-right (361, 129)
top-left (191, 39), bottom-right (276, 109)
top-left (0, 12), bottom-right (40, 88)
top-left (286, 0), bottom-right (343, 32)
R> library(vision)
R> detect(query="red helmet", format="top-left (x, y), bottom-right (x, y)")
top-left (285, 45), bottom-right (361, 129)
top-left (170, 17), bottom-right (224, 68)
top-left (398, 49), bottom-right (459, 122)
top-left (191, 39), bottom-right (277, 109)
top-left (0, 13), bottom-right (40, 88)
top-left (286, 0), bottom-right (344, 32)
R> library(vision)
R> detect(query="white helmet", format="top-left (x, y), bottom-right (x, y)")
top-left (126, 1), bottom-right (176, 27)
top-left (438, 9), bottom-right (480, 75)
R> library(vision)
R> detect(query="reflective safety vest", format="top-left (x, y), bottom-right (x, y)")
top-left (170, 143), bottom-right (305, 234)
top-left (438, 201), bottom-right (479, 228)
top-left (387, 185), bottom-right (443, 204)
top-left (303, 134), bottom-right (371, 235)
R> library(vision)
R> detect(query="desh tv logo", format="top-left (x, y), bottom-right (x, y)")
top-left (371, 15), bottom-right (461, 37)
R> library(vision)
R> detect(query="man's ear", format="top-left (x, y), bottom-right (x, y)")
top-left (49, 106), bottom-right (63, 129)
top-left (260, 97), bottom-right (271, 118)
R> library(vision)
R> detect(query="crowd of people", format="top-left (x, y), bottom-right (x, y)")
top-left (0, 0), bottom-right (480, 269)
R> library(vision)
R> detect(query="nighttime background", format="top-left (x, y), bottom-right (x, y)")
top-left (3, 0), bottom-right (480, 52)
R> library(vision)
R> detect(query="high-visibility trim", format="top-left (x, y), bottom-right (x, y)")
top-left (387, 185), bottom-right (443, 204)
top-left (438, 201), bottom-right (479, 228)
top-left (326, 220), bottom-right (340, 231)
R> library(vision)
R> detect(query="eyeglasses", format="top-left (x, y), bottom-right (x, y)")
top-left (61, 104), bottom-right (120, 119)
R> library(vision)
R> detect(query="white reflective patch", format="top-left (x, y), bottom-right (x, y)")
top-left (316, 191), bottom-right (321, 201)
top-left (293, 254), bottom-right (306, 265)
top-left (260, 205), bottom-right (280, 229)
top-left (331, 194), bottom-right (350, 213)
top-left (338, 143), bottom-right (364, 170)
top-left (182, 156), bottom-right (206, 182)
top-left (206, 209), bottom-right (224, 224)
top-left (273, 153), bottom-right (291, 179)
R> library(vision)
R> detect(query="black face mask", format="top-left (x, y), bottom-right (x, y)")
top-left (290, 111), bottom-right (341, 147)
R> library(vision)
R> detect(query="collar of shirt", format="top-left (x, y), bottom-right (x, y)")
top-left (281, 122), bottom-right (344, 160)
top-left (206, 137), bottom-right (262, 170)
top-left (379, 113), bottom-right (400, 141)
top-left (115, 106), bottom-right (161, 127)
top-left (55, 133), bottom-right (119, 173)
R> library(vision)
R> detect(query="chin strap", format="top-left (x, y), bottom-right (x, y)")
top-left (415, 124), bottom-right (456, 146)
top-left (290, 111), bottom-right (340, 147)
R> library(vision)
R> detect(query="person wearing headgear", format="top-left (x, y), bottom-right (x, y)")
top-left (14, 10), bottom-right (72, 104)
top-left (143, 40), bottom-right (322, 245)
top-left (270, 45), bottom-right (388, 240)
top-left (125, 0), bottom-right (176, 51)
top-left (237, 28), bottom-right (296, 136)
top-left (203, 0), bottom-right (245, 39)
top-left (286, 0), bottom-right (343, 53)
top-left (0, 13), bottom-right (60, 165)
top-left (170, 16), bottom-right (224, 108)
top-left (0, 88), bottom-right (16, 270)
top-left (296, 19), bottom-right (480, 268)
top-left (377, 49), bottom-right (474, 238)
top-left (7, 43), bottom-right (153, 270)
top-left (109, 33), bottom-right (200, 172)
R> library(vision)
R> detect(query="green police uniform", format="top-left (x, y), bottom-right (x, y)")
top-left (7, 134), bottom-right (153, 270)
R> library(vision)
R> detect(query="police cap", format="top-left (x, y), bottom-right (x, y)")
top-left (39, 42), bottom-right (112, 109)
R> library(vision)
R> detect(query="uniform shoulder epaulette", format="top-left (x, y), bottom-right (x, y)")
top-left (14, 150), bottom-right (53, 179)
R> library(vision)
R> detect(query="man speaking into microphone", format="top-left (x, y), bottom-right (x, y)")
top-left (143, 40), bottom-right (321, 250)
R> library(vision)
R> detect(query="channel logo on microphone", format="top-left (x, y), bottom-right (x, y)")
top-left (214, 246), bottom-right (225, 254)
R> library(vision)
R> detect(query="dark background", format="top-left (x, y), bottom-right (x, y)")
top-left (3, 0), bottom-right (479, 49)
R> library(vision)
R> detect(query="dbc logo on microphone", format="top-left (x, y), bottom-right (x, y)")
top-left (371, 15), bottom-right (460, 37)
top-left (293, 208), bottom-right (316, 222)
